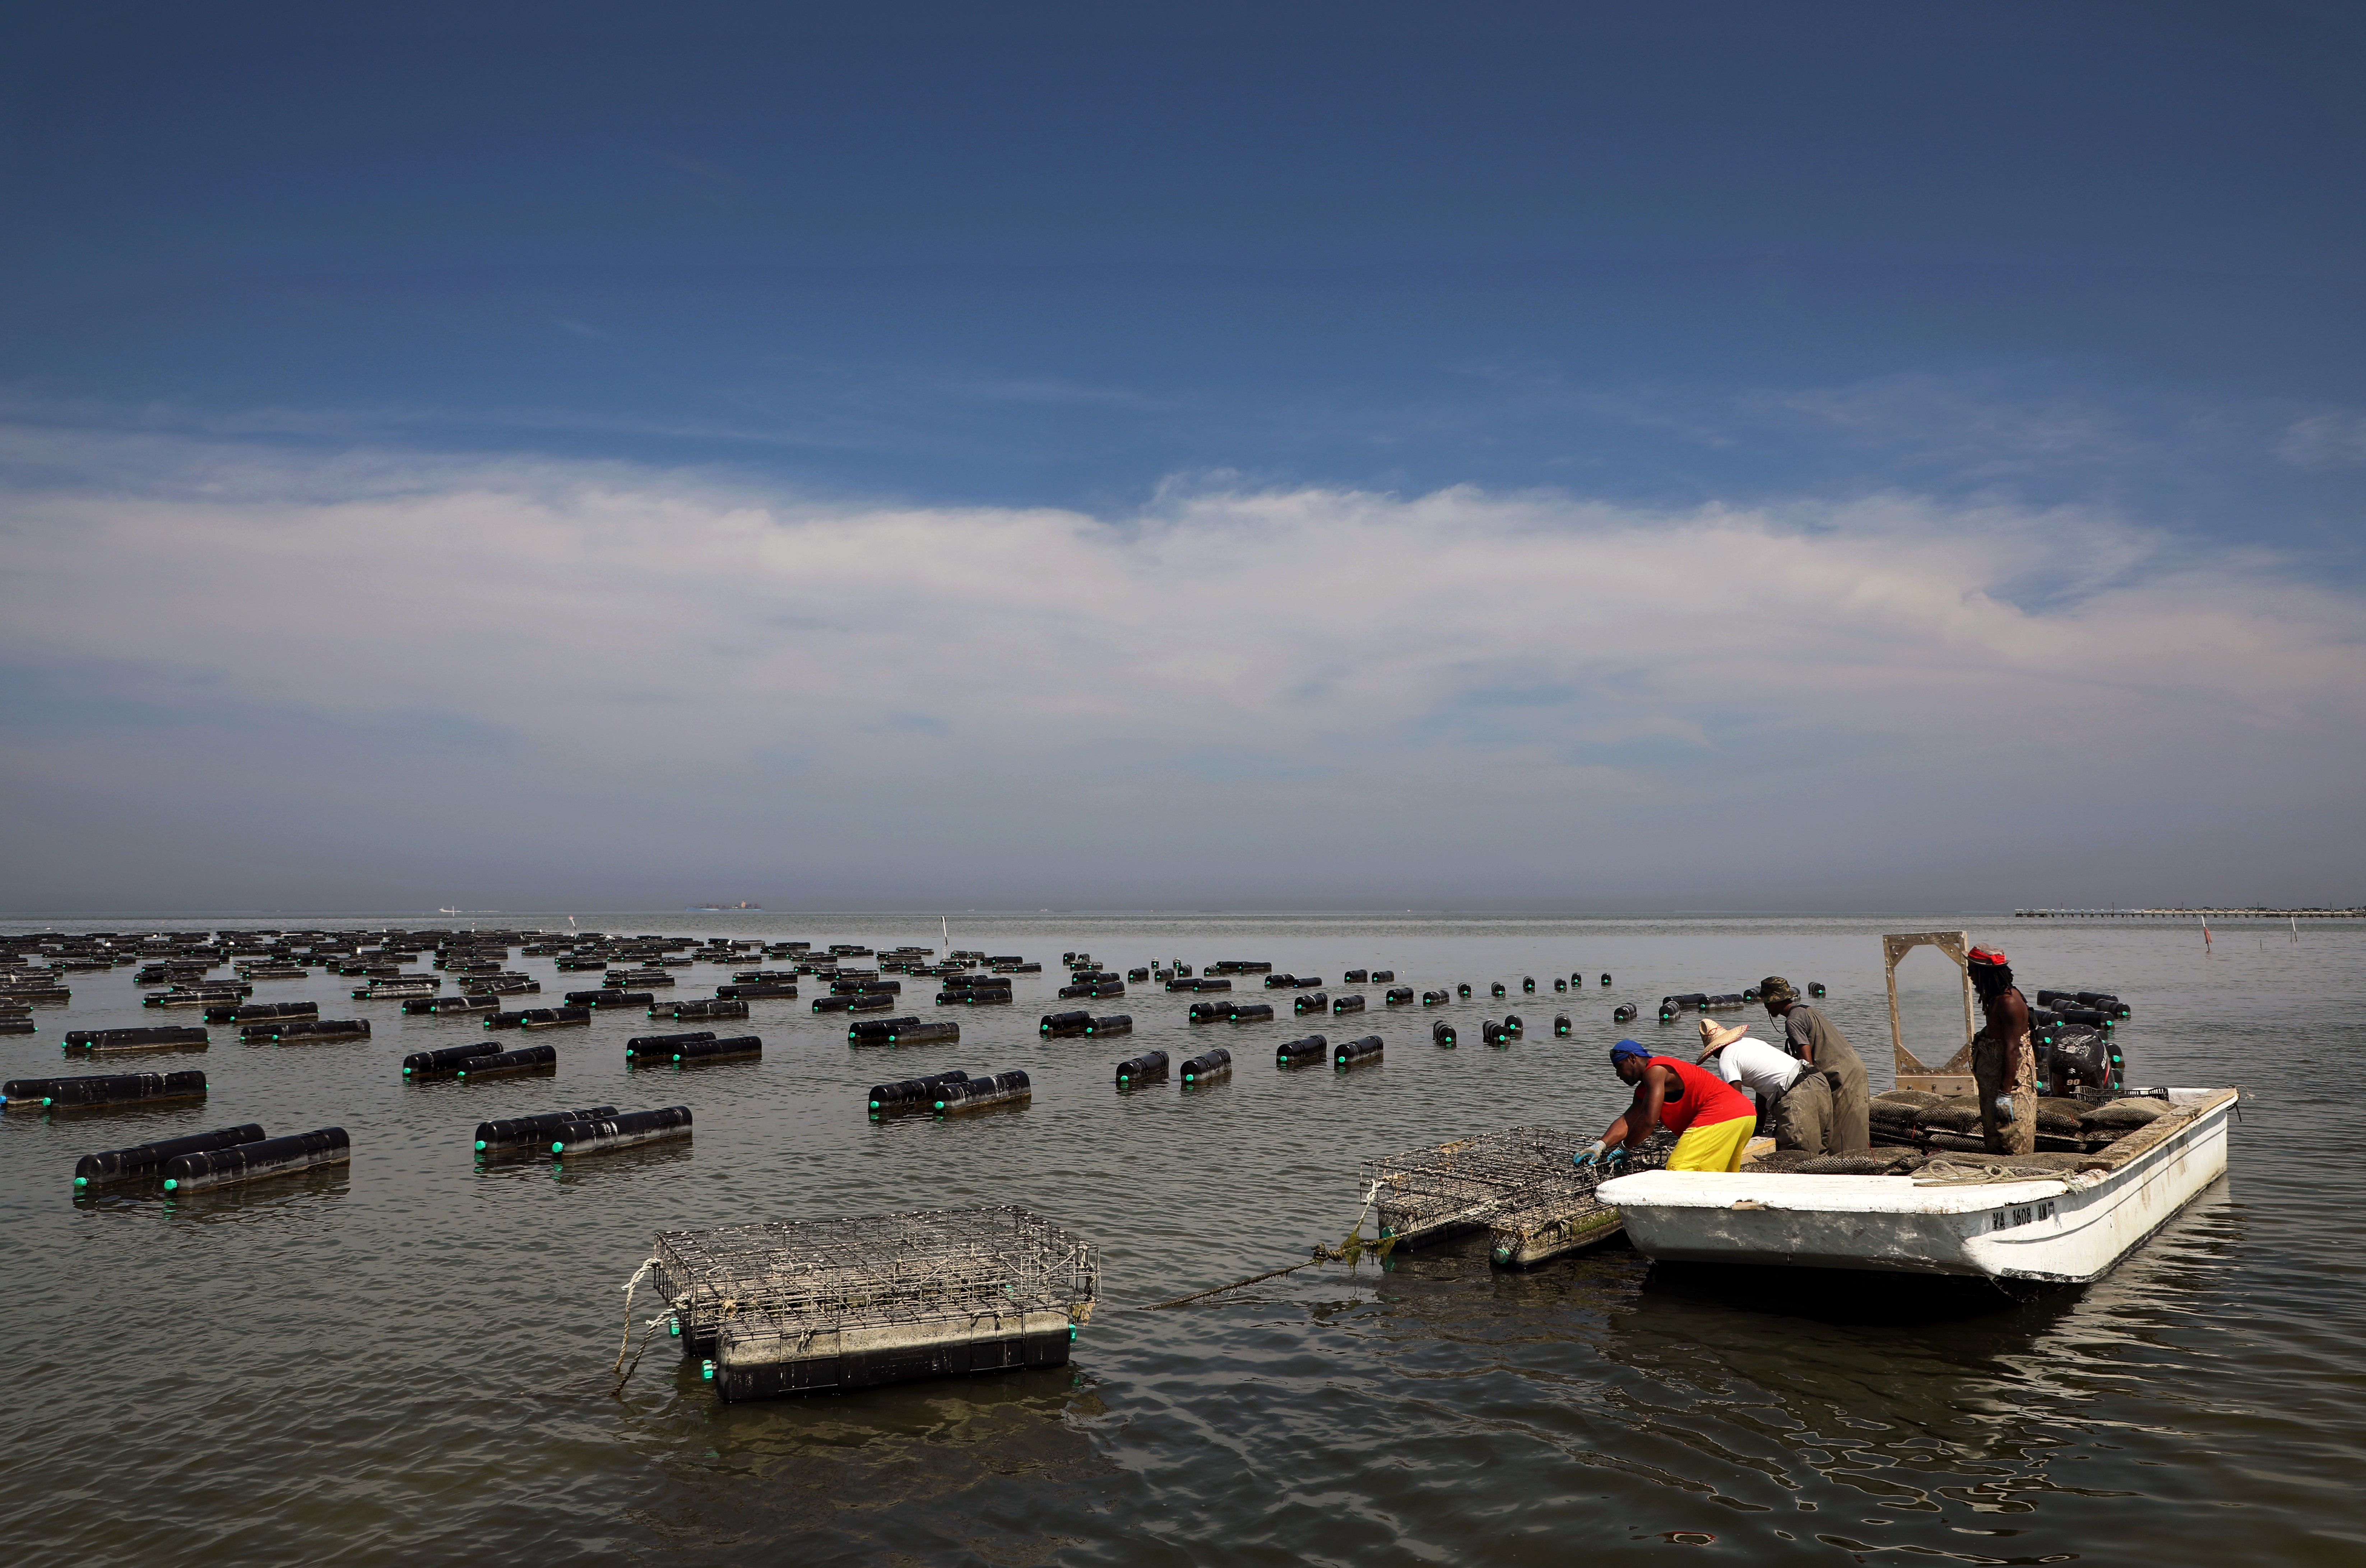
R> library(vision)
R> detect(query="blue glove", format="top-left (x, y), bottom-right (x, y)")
top-left (1603, 1145), bottom-right (1630, 1170)
top-left (1574, 1140), bottom-right (1607, 1167)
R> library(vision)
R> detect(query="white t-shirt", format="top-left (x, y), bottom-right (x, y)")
top-left (1704, 1035), bottom-right (1805, 1098)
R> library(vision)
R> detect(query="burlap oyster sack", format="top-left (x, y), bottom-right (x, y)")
top-left (2082, 1097), bottom-right (2172, 1131)
top-left (1916, 1100), bottom-right (1987, 1135)
top-left (2035, 1098), bottom-right (2089, 1136)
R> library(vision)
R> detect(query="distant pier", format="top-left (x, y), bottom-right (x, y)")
top-left (2014, 907), bottom-right (2363, 919)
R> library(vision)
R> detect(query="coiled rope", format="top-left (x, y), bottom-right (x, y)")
top-left (1912, 1160), bottom-right (2069, 1187)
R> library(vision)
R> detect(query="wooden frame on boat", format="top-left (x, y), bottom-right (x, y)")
top-left (1883, 929), bottom-right (1978, 1099)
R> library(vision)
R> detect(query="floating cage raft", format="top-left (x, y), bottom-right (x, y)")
top-left (650, 1205), bottom-right (1099, 1401)
top-left (1361, 1125), bottom-right (1676, 1266)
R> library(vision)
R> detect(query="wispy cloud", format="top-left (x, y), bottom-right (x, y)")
top-left (1739, 372), bottom-right (2143, 476)
top-left (2276, 411), bottom-right (2366, 469)
top-left (2, 426), bottom-right (2360, 908)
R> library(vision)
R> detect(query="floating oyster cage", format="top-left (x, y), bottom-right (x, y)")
top-left (1362, 1124), bottom-right (1674, 1254)
top-left (653, 1205), bottom-right (1099, 1401)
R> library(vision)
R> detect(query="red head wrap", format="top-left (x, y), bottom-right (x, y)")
top-left (1967, 945), bottom-right (2008, 966)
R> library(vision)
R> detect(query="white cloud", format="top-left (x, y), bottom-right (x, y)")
top-left (2275, 411), bottom-right (2366, 469)
top-left (2, 427), bottom-right (2361, 907)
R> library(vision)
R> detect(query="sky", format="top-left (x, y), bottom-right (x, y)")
top-left (1, 1), bottom-right (2362, 912)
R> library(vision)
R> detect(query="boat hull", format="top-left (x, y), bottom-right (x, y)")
top-left (1597, 1089), bottom-right (2233, 1284)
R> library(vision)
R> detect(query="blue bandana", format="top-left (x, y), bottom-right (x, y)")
top-left (1609, 1040), bottom-right (1651, 1061)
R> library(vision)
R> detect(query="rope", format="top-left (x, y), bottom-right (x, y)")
top-left (611, 1256), bottom-right (658, 1373)
top-left (608, 1253), bottom-right (697, 1398)
top-left (1143, 1258), bottom-right (1327, 1310)
top-left (1912, 1160), bottom-right (2067, 1187)
top-left (1344, 1179), bottom-right (1384, 1256)
top-left (611, 1308), bottom-right (675, 1398)
top-left (1146, 1182), bottom-right (1388, 1310)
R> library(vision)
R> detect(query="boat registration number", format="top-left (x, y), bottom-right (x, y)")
top-left (1990, 1201), bottom-right (2057, 1231)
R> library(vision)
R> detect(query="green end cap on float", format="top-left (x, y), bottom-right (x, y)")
top-left (551, 1140), bottom-right (565, 1153)
top-left (163, 1178), bottom-right (178, 1191)
top-left (474, 1138), bottom-right (487, 1150)
top-left (74, 1175), bottom-right (87, 1187)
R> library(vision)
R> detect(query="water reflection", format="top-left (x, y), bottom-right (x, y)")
top-left (158, 1168), bottom-right (352, 1220)
top-left (620, 1364), bottom-right (1116, 1562)
top-left (1264, 1184), bottom-right (2259, 1563)
top-left (1639, 1260), bottom-right (2070, 1326)
top-left (549, 1140), bottom-right (695, 1184)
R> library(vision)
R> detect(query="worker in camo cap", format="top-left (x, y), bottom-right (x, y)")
top-left (1966, 944), bottom-right (2037, 1156)
top-left (1757, 976), bottom-right (1870, 1153)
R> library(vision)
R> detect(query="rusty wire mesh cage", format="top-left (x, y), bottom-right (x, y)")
top-left (653, 1204), bottom-right (1100, 1361)
top-left (1363, 1125), bottom-right (1675, 1247)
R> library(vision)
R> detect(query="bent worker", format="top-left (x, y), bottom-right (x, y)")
top-left (1696, 1017), bottom-right (1819, 1150)
top-left (1967, 944), bottom-right (2037, 1156)
top-left (1576, 1039), bottom-right (1757, 1174)
top-left (1757, 976), bottom-right (1870, 1153)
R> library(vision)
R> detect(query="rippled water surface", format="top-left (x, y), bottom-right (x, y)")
top-left (3, 912), bottom-right (2359, 1565)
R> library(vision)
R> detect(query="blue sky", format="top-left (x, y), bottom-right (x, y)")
top-left (2, 3), bottom-right (2362, 909)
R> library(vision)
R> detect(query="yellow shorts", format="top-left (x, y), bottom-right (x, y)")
top-left (1667, 1115), bottom-right (1755, 1172)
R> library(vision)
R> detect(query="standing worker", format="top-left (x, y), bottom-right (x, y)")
top-left (1695, 1017), bottom-right (1820, 1150)
top-left (1966, 945), bottom-right (2036, 1156)
top-left (1757, 976), bottom-right (1871, 1153)
top-left (1576, 1040), bottom-right (1758, 1174)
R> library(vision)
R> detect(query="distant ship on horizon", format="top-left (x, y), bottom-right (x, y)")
top-left (687, 901), bottom-right (763, 910)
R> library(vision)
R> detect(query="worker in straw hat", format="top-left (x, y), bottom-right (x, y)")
top-left (1757, 976), bottom-right (1870, 1154)
top-left (1576, 1040), bottom-right (1758, 1174)
top-left (1696, 1016), bottom-right (1823, 1152)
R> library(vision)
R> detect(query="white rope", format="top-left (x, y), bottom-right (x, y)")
top-left (611, 1307), bottom-right (678, 1397)
top-left (1346, 1179), bottom-right (1384, 1245)
top-left (611, 1256), bottom-right (658, 1373)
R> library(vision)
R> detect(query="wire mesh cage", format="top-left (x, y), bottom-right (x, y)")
top-left (1363, 1125), bottom-right (1674, 1248)
top-left (1485, 1188), bottom-right (1634, 1268)
top-left (653, 1205), bottom-right (1100, 1400)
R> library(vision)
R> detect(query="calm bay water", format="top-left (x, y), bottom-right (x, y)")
top-left (2, 911), bottom-right (2359, 1566)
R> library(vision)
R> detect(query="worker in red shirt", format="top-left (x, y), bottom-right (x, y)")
top-left (1576, 1039), bottom-right (1759, 1173)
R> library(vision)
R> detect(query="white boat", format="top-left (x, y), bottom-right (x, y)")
top-left (1599, 1086), bottom-right (2234, 1284)
top-left (1595, 930), bottom-right (2240, 1286)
